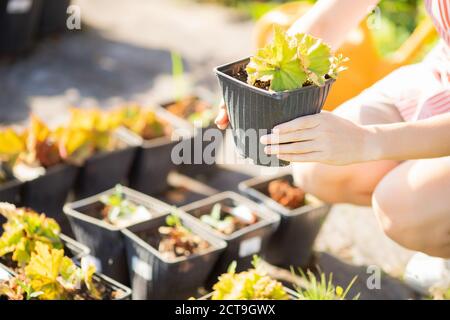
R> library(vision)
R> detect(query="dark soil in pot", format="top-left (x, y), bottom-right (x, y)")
top-left (0, 179), bottom-right (22, 204)
top-left (121, 212), bottom-right (226, 300)
top-left (215, 58), bottom-right (334, 167)
top-left (161, 97), bottom-right (224, 176)
top-left (38, 0), bottom-right (71, 38)
top-left (181, 191), bottom-right (280, 287)
top-left (0, 0), bottom-right (43, 56)
top-left (21, 163), bottom-right (78, 236)
top-left (239, 174), bottom-right (331, 268)
top-left (64, 186), bottom-right (171, 285)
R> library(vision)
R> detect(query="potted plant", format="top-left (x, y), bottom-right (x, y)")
top-left (0, 129), bottom-right (24, 204)
top-left (200, 256), bottom-right (295, 300)
top-left (214, 27), bottom-right (347, 166)
top-left (115, 104), bottom-right (191, 195)
top-left (64, 185), bottom-right (172, 285)
top-left (0, 203), bottom-right (89, 273)
top-left (180, 191), bottom-right (279, 286)
top-left (38, 0), bottom-right (71, 38)
top-left (65, 108), bottom-right (140, 200)
top-left (239, 173), bottom-right (330, 269)
top-left (162, 96), bottom-right (224, 176)
top-left (0, 242), bottom-right (131, 300)
top-left (121, 211), bottom-right (226, 300)
top-left (0, 0), bottom-right (43, 56)
top-left (0, 117), bottom-right (78, 234)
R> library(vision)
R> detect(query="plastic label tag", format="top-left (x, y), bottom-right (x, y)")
top-left (7, 0), bottom-right (33, 14)
top-left (132, 256), bottom-right (152, 281)
top-left (239, 237), bottom-right (262, 258)
top-left (0, 268), bottom-right (10, 281)
top-left (82, 255), bottom-right (103, 273)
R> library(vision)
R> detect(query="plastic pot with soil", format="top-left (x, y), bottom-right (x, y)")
top-left (64, 185), bottom-right (172, 285)
top-left (239, 173), bottom-right (331, 268)
top-left (0, 203), bottom-right (89, 274)
top-left (161, 96), bottom-right (224, 176)
top-left (0, 243), bottom-right (132, 300)
top-left (214, 29), bottom-right (346, 167)
top-left (124, 105), bottom-right (193, 196)
top-left (121, 212), bottom-right (227, 300)
top-left (38, 0), bottom-right (71, 38)
top-left (0, 0), bottom-right (43, 56)
top-left (180, 191), bottom-right (280, 285)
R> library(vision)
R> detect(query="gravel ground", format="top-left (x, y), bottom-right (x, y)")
top-left (0, 0), bottom-right (416, 298)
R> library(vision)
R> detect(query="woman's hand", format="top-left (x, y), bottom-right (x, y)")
top-left (214, 103), bottom-right (229, 130)
top-left (261, 112), bottom-right (377, 165)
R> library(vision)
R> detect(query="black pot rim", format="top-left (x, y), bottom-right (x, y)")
top-left (214, 57), bottom-right (336, 100)
top-left (238, 173), bottom-right (331, 217)
top-left (0, 178), bottom-right (23, 190)
top-left (180, 191), bottom-right (280, 241)
top-left (121, 211), bottom-right (227, 265)
top-left (64, 186), bottom-right (173, 231)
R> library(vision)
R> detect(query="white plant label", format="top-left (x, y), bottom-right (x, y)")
top-left (7, 0), bottom-right (32, 14)
top-left (0, 268), bottom-right (10, 281)
top-left (82, 255), bottom-right (102, 273)
top-left (132, 256), bottom-right (152, 281)
top-left (239, 237), bottom-right (262, 258)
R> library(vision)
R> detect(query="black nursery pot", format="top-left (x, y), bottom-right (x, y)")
top-left (121, 212), bottom-right (226, 300)
top-left (38, 0), bottom-right (71, 37)
top-left (63, 186), bottom-right (171, 285)
top-left (239, 174), bottom-right (331, 269)
top-left (161, 99), bottom-right (225, 177)
top-left (0, 179), bottom-right (23, 204)
top-left (215, 58), bottom-right (335, 167)
top-left (128, 108), bottom-right (192, 196)
top-left (0, 0), bottom-right (43, 56)
top-left (21, 163), bottom-right (78, 236)
top-left (73, 136), bottom-right (137, 200)
top-left (181, 191), bottom-right (280, 286)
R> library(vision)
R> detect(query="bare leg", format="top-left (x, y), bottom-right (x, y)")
top-left (372, 157), bottom-right (450, 258)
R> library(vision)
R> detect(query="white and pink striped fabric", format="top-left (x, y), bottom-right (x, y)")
top-left (395, 0), bottom-right (450, 121)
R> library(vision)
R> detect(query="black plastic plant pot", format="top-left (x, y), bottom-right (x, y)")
top-left (21, 163), bottom-right (78, 236)
top-left (0, 179), bottom-right (23, 204)
top-left (161, 100), bottom-right (225, 177)
top-left (73, 141), bottom-right (137, 200)
top-left (239, 174), bottom-right (331, 269)
top-left (38, 0), bottom-right (71, 37)
top-left (215, 58), bottom-right (335, 167)
top-left (181, 191), bottom-right (280, 286)
top-left (121, 212), bottom-right (227, 300)
top-left (63, 186), bottom-right (171, 286)
top-left (128, 108), bottom-right (192, 196)
top-left (0, 0), bottom-right (43, 56)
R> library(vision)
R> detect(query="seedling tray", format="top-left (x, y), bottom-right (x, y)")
top-left (64, 186), bottom-right (172, 285)
top-left (121, 212), bottom-right (227, 300)
top-left (239, 173), bottom-right (331, 268)
top-left (181, 191), bottom-right (280, 286)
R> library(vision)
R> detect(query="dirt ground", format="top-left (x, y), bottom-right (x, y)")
top-left (0, 0), bottom-right (416, 298)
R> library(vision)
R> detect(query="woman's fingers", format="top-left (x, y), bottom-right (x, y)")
top-left (276, 152), bottom-right (324, 163)
top-left (260, 129), bottom-right (317, 145)
top-left (215, 104), bottom-right (229, 130)
top-left (272, 113), bottom-right (323, 134)
top-left (264, 140), bottom-right (318, 155)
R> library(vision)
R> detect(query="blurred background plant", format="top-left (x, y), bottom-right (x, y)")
top-left (196, 0), bottom-right (438, 58)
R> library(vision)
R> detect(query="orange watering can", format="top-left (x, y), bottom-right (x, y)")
top-left (254, 1), bottom-right (437, 110)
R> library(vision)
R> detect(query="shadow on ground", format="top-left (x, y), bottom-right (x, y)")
top-left (0, 29), bottom-right (186, 123)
